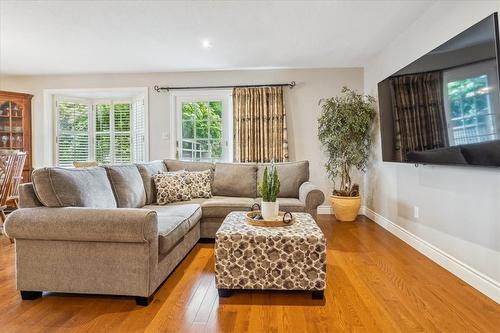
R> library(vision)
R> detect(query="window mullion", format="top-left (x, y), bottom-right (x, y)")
top-left (110, 101), bottom-right (115, 164)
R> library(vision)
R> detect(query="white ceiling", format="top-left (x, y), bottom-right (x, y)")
top-left (0, 0), bottom-right (435, 75)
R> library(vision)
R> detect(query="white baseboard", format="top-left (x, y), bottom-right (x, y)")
top-left (361, 206), bottom-right (500, 304)
top-left (317, 205), bottom-right (332, 215)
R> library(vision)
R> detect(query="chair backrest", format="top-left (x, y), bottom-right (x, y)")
top-left (8, 152), bottom-right (27, 200)
top-left (0, 152), bottom-right (18, 206)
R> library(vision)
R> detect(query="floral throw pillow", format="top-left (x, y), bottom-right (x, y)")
top-left (185, 169), bottom-right (212, 198)
top-left (153, 171), bottom-right (191, 205)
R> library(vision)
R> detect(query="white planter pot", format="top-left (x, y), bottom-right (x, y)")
top-left (261, 201), bottom-right (279, 220)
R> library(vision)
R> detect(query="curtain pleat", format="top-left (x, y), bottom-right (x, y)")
top-left (233, 86), bottom-right (288, 163)
top-left (390, 72), bottom-right (448, 161)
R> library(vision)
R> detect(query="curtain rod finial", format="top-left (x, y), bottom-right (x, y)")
top-left (289, 81), bottom-right (296, 88)
top-left (153, 85), bottom-right (160, 93)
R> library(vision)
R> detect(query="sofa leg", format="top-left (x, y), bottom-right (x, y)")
top-left (218, 288), bottom-right (232, 298)
top-left (136, 295), bottom-right (154, 306)
top-left (312, 290), bottom-right (324, 300)
top-left (20, 291), bottom-right (42, 300)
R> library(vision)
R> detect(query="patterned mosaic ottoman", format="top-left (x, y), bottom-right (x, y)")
top-left (215, 211), bottom-right (326, 299)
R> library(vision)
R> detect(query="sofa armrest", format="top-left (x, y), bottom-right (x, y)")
top-left (299, 182), bottom-right (325, 215)
top-left (4, 207), bottom-right (158, 243)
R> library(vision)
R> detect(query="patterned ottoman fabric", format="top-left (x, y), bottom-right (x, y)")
top-left (215, 211), bottom-right (326, 292)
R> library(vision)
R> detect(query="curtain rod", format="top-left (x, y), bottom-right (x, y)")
top-left (153, 81), bottom-right (295, 92)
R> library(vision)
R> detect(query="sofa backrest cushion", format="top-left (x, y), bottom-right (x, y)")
top-left (105, 165), bottom-right (146, 208)
top-left (136, 160), bottom-right (168, 204)
top-left (32, 167), bottom-right (117, 208)
top-left (257, 161), bottom-right (309, 198)
top-left (213, 163), bottom-right (257, 197)
top-left (164, 159), bottom-right (215, 172)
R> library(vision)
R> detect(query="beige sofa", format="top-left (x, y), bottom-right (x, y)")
top-left (4, 159), bottom-right (324, 305)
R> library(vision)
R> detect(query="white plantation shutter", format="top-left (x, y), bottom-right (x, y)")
top-left (132, 95), bottom-right (146, 162)
top-left (56, 100), bottom-right (90, 167)
top-left (55, 93), bottom-right (147, 166)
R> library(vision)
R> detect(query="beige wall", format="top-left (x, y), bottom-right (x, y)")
top-left (0, 68), bottom-right (364, 202)
top-left (364, 0), bottom-right (500, 291)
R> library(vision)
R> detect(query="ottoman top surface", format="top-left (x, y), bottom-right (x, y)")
top-left (216, 211), bottom-right (325, 240)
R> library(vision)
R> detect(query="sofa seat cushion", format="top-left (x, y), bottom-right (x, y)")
top-left (105, 165), bottom-right (146, 208)
top-left (255, 197), bottom-right (305, 212)
top-left (144, 204), bottom-right (202, 254)
top-left (32, 167), bottom-right (117, 208)
top-left (201, 196), bottom-right (255, 218)
top-left (212, 163), bottom-right (257, 197)
top-left (257, 161), bottom-right (309, 198)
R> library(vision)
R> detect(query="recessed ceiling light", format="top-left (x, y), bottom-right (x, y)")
top-left (201, 39), bottom-right (212, 48)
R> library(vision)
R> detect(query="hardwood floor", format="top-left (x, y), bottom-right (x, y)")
top-left (0, 215), bottom-right (498, 332)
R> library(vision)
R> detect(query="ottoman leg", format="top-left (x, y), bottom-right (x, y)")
top-left (312, 290), bottom-right (324, 300)
top-left (20, 291), bottom-right (42, 300)
top-left (218, 289), bottom-right (232, 298)
top-left (135, 295), bottom-right (154, 306)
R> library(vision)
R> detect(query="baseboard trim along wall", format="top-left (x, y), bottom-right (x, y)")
top-left (361, 206), bottom-right (500, 304)
top-left (317, 205), bottom-right (333, 215)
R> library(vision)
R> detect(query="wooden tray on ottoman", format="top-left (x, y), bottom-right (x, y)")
top-left (245, 210), bottom-right (295, 227)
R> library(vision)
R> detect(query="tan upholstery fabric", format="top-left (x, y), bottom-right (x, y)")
top-left (233, 86), bottom-right (288, 163)
top-left (32, 167), bottom-right (117, 208)
top-left (212, 163), bottom-right (257, 197)
top-left (143, 204), bottom-right (202, 254)
top-left (136, 160), bottom-right (168, 204)
top-left (164, 159), bottom-right (215, 172)
top-left (18, 183), bottom-right (42, 208)
top-left (4, 207), bottom-right (157, 243)
top-left (201, 196), bottom-right (255, 218)
top-left (153, 224), bottom-right (199, 292)
top-left (255, 197), bottom-right (305, 212)
top-left (257, 161), bottom-right (309, 198)
top-left (299, 182), bottom-right (325, 219)
top-left (16, 239), bottom-right (151, 297)
top-left (105, 165), bottom-right (146, 208)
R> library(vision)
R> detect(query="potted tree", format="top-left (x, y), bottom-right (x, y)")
top-left (258, 165), bottom-right (280, 220)
top-left (318, 87), bottom-right (376, 222)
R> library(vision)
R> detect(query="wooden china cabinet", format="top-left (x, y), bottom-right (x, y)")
top-left (0, 91), bottom-right (33, 182)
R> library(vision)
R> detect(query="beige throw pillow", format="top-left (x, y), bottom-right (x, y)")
top-left (153, 171), bottom-right (191, 205)
top-left (185, 169), bottom-right (212, 198)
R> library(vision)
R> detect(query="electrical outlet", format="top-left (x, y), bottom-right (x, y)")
top-left (413, 206), bottom-right (419, 219)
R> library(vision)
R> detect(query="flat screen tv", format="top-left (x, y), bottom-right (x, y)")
top-left (378, 13), bottom-right (500, 167)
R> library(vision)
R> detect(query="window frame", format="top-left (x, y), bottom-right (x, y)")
top-left (54, 94), bottom-right (147, 166)
top-left (443, 60), bottom-right (500, 145)
top-left (54, 95), bottom-right (93, 166)
top-left (170, 89), bottom-right (233, 162)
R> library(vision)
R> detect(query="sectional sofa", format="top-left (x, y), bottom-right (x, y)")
top-left (4, 159), bottom-right (324, 305)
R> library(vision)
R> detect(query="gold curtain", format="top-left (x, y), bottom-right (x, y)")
top-left (390, 72), bottom-right (448, 161)
top-left (233, 86), bottom-right (288, 163)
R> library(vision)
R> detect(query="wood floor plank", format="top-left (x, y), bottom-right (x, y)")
top-left (0, 215), bottom-right (498, 333)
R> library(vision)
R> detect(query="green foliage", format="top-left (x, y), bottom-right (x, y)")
top-left (318, 87), bottom-right (376, 196)
top-left (258, 165), bottom-right (280, 202)
top-left (182, 101), bottom-right (223, 160)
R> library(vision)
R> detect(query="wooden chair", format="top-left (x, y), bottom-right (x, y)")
top-left (0, 152), bottom-right (19, 242)
top-left (7, 152), bottom-right (27, 209)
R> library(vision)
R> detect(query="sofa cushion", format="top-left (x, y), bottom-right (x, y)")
top-left (255, 197), bottom-right (305, 212)
top-left (185, 169), bottom-right (212, 198)
top-left (144, 204), bottom-right (202, 254)
top-left (257, 161), bottom-right (309, 198)
top-left (32, 167), bottom-right (117, 208)
top-left (154, 171), bottom-right (191, 205)
top-left (201, 196), bottom-right (255, 218)
top-left (164, 159), bottom-right (215, 172)
top-left (213, 163), bottom-right (257, 197)
top-left (136, 160), bottom-right (168, 204)
top-left (105, 165), bottom-right (146, 208)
